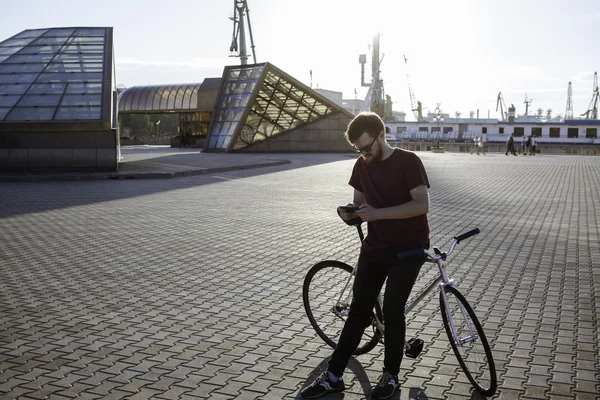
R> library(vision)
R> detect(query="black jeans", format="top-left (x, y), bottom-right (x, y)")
top-left (327, 246), bottom-right (426, 376)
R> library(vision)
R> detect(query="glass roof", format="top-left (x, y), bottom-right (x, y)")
top-left (207, 63), bottom-right (344, 152)
top-left (118, 83), bottom-right (201, 113)
top-left (0, 27), bottom-right (111, 123)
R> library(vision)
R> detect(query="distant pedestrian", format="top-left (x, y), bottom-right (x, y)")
top-left (521, 136), bottom-right (527, 154)
top-left (525, 136), bottom-right (532, 155)
top-left (505, 133), bottom-right (517, 156)
top-left (470, 136), bottom-right (478, 154)
top-left (179, 129), bottom-right (189, 147)
top-left (478, 136), bottom-right (485, 155)
top-left (531, 137), bottom-right (538, 155)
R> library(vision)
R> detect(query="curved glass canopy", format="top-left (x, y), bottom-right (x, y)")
top-left (0, 27), bottom-right (110, 122)
top-left (118, 83), bottom-right (200, 113)
top-left (117, 78), bottom-right (221, 114)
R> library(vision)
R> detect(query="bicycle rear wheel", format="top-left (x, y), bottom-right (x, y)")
top-left (439, 285), bottom-right (497, 396)
top-left (303, 260), bottom-right (381, 355)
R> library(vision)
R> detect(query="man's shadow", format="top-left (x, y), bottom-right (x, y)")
top-left (294, 356), bottom-right (431, 399)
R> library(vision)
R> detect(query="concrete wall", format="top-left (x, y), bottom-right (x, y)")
top-left (239, 112), bottom-right (353, 152)
top-left (0, 130), bottom-right (119, 172)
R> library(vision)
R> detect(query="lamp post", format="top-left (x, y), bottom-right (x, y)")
top-left (155, 120), bottom-right (161, 145)
top-left (433, 105), bottom-right (444, 149)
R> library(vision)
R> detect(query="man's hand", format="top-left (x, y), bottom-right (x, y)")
top-left (337, 204), bottom-right (358, 220)
top-left (355, 204), bottom-right (379, 222)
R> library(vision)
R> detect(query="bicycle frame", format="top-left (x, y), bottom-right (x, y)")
top-left (334, 240), bottom-right (479, 346)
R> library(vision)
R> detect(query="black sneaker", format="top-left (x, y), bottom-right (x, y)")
top-left (300, 371), bottom-right (345, 399)
top-left (370, 370), bottom-right (399, 399)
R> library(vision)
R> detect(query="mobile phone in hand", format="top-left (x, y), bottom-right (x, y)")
top-left (339, 205), bottom-right (360, 212)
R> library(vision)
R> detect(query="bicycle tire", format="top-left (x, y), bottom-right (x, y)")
top-left (303, 260), bottom-right (382, 356)
top-left (439, 285), bottom-right (497, 396)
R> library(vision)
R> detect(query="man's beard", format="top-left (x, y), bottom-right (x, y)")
top-left (363, 150), bottom-right (383, 164)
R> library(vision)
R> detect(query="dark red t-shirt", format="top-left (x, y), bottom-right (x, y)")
top-left (349, 149), bottom-right (430, 250)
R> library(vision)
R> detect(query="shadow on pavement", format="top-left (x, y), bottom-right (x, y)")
top-left (293, 356), bottom-right (372, 399)
top-left (0, 152), bottom-right (358, 218)
top-left (291, 356), bottom-right (431, 399)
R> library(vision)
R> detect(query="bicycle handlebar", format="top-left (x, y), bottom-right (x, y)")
top-left (454, 228), bottom-right (480, 244)
top-left (397, 228), bottom-right (480, 261)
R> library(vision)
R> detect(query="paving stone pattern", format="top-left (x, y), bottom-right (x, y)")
top-left (1, 153), bottom-right (599, 399)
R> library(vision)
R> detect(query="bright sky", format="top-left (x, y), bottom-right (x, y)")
top-left (1, 0), bottom-right (599, 120)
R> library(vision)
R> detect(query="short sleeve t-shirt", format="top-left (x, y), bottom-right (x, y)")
top-left (349, 149), bottom-right (430, 250)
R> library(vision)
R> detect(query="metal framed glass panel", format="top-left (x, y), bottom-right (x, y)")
top-left (127, 86), bottom-right (144, 110)
top-left (60, 94), bottom-right (102, 107)
top-left (66, 36), bottom-right (105, 45)
top-left (0, 26), bottom-right (112, 122)
top-left (207, 65), bottom-right (265, 151)
top-left (11, 29), bottom-right (48, 39)
top-left (74, 28), bottom-right (106, 36)
top-left (0, 83), bottom-right (30, 94)
top-left (0, 38), bottom-right (37, 47)
top-left (44, 62), bottom-right (103, 73)
top-left (0, 63), bottom-right (46, 73)
top-left (182, 86), bottom-right (194, 109)
top-left (174, 85), bottom-right (186, 109)
top-left (32, 37), bottom-right (69, 46)
top-left (3, 54), bottom-right (55, 63)
top-left (5, 107), bottom-right (56, 121)
top-left (0, 47), bottom-right (24, 55)
top-left (53, 53), bottom-right (104, 63)
top-left (16, 94), bottom-right (62, 107)
top-left (26, 83), bottom-right (67, 94)
top-left (146, 86), bottom-right (162, 110)
top-left (65, 82), bottom-right (102, 94)
top-left (55, 106), bottom-right (101, 120)
top-left (166, 85), bottom-right (180, 110)
top-left (0, 107), bottom-right (10, 120)
top-left (0, 95), bottom-right (21, 107)
top-left (36, 72), bottom-right (103, 82)
top-left (42, 28), bottom-right (75, 37)
top-left (17, 45), bottom-right (63, 54)
top-left (229, 64), bottom-right (338, 151)
top-left (134, 86), bottom-right (151, 111)
top-left (60, 44), bottom-right (105, 53)
top-left (0, 74), bottom-right (38, 83)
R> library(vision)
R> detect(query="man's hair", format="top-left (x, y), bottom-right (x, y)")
top-left (344, 112), bottom-right (384, 143)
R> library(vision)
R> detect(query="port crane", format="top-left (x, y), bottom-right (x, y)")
top-left (581, 71), bottom-right (599, 119)
top-left (404, 55), bottom-right (423, 121)
top-left (229, 0), bottom-right (257, 65)
top-left (496, 92), bottom-right (508, 121)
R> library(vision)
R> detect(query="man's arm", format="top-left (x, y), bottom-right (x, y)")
top-left (352, 189), bottom-right (365, 207)
top-left (356, 185), bottom-right (429, 221)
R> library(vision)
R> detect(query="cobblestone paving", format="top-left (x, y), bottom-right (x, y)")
top-left (1, 153), bottom-right (599, 399)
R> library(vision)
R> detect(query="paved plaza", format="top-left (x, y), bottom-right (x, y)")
top-left (1, 151), bottom-right (599, 399)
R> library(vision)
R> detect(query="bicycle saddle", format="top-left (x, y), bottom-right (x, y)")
top-left (337, 206), bottom-right (363, 227)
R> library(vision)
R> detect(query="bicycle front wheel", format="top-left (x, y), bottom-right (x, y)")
top-left (440, 285), bottom-right (497, 396)
top-left (303, 260), bottom-right (381, 355)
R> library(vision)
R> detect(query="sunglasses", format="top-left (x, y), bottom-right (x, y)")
top-left (353, 135), bottom-right (378, 153)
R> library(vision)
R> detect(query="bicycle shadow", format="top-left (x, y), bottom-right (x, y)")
top-left (293, 356), bottom-right (432, 400)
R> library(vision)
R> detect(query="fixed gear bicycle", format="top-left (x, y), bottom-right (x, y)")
top-left (302, 219), bottom-right (497, 397)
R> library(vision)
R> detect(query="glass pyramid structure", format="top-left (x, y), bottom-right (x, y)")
top-left (206, 62), bottom-right (352, 152)
top-left (0, 27), bottom-right (114, 124)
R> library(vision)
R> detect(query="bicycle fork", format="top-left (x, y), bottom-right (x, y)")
top-left (440, 282), bottom-right (479, 345)
top-left (330, 266), bottom-right (355, 318)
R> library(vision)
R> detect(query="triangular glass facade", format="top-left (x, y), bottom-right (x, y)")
top-left (0, 27), bottom-right (110, 123)
top-left (207, 65), bottom-right (263, 150)
top-left (206, 63), bottom-right (339, 152)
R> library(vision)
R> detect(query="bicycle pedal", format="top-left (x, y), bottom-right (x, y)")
top-left (405, 338), bottom-right (424, 359)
